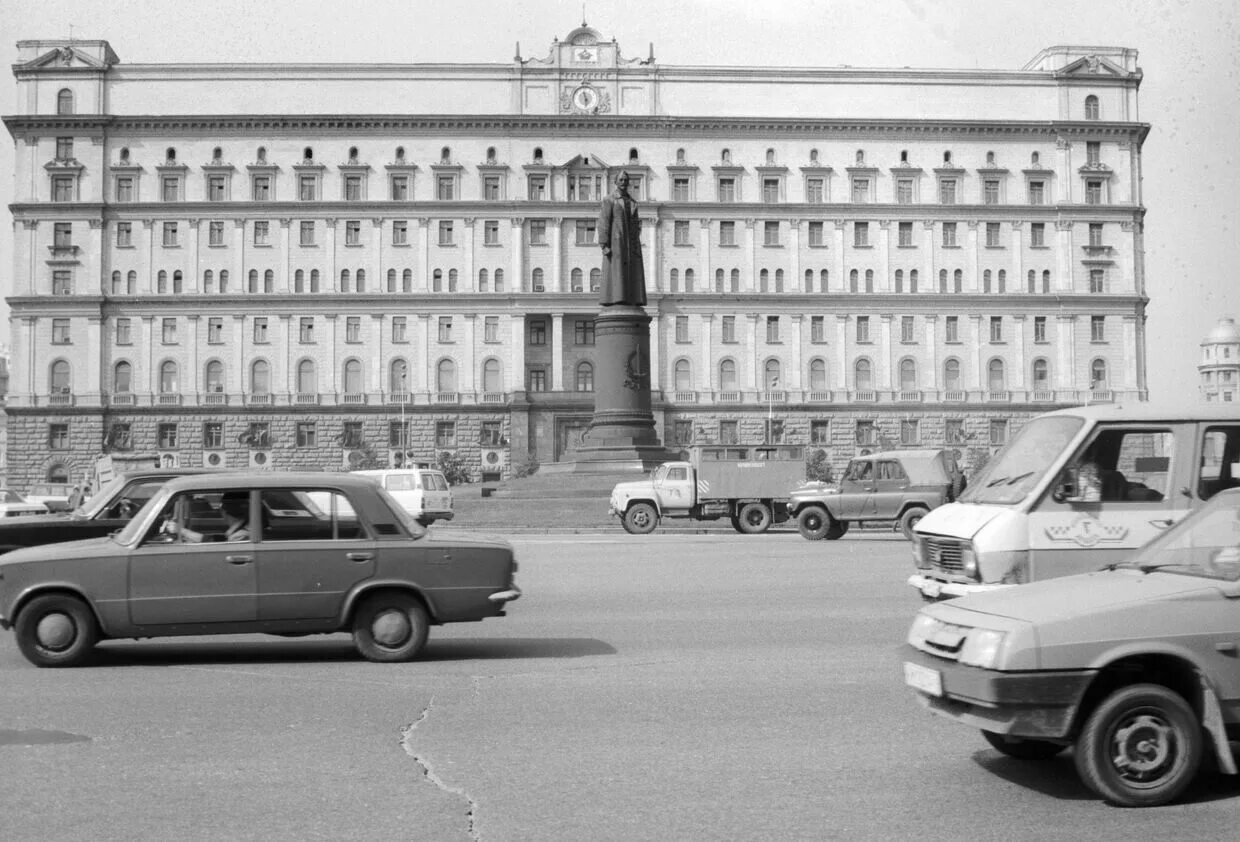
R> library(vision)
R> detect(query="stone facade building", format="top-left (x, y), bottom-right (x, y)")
top-left (1200, 317), bottom-right (1240, 403)
top-left (2, 27), bottom-right (1149, 485)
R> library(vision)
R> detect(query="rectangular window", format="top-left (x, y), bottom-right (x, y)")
top-left (389, 176), bottom-right (409, 201)
top-left (527, 369), bottom-right (546, 391)
top-left (853, 222), bottom-right (869, 248)
top-left (161, 177), bottom-right (180, 202)
top-left (672, 420), bottom-right (693, 446)
top-left (392, 317), bottom-right (408, 342)
top-left (1086, 180), bottom-right (1103, 205)
top-left (719, 420), bottom-right (739, 445)
top-left (162, 222), bottom-right (178, 247)
top-left (252, 176), bottom-right (270, 200)
top-left (529, 220), bottom-right (547, 245)
top-left (52, 176), bottom-right (74, 201)
top-left (436, 422), bottom-right (457, 449)
top-left (675, 316), bottom-right (690, 343)
top-left (896, 179), bottom-right (913, 204)
top-left (672, 177), bottom-right (690, 202)
top-left (208, 318), bottom-right (223, 343)
top-left (346, 316), bottom-right (361, 343)
top-left (808, 221), bottom-right (824, 247)
top-left (945, 316), bottom-right (959, 343)
top-left (52, 270), bottom-right (72, 295)
top-left (717, 178), bottom-right (736, 202)
top-left (1091, 315), bottom-right (1106, 341)
top-left (851, 178), bottom-right (869, 203)
top-left (484, 316), bottom-right (499, 342)
top-left (247, 423), bottom-right (271, 449)
top-left (527, 175), bottom-right (546, 200)
top-left (299, 317), bottom-right (314, 343)
top-left (575, 220), bottom-right (596, 245)
top-left (342, 421), bottom-right (364, 449)
top-left (392, 220), bottom-right (408, 245)
top-left (54, 222), bottom-right (72, 248)
top-left (806, 177), bottom-right (825, 203)
top-left (49, 423), bottom-right (70, 450)
top-left (207, 175), bottom-right (226, 201)
top-left (483, 220), bottom-right (499, 245)
top-left (766, 316), bottom-right (780, 343)
top-left (945, 419), bottom-right (965, 445)
top-left (115, 176), bottom-right (134, 202)
top-left (1034, 316), bottom-right (1047, 342)
top-left (855, 420), bottom-right (877, 446)
top-left (811, 316), bottom-right (825, 343)
top-left (208, 221), bottom-right (225, 246)
top-left (299, 175), bottom-right (317, 201)
top-left (436, 176), bottom-right (455, 200)
top-left (253, 220), bottom-right (269, 246)
top-left (1090, 268), bottom-right (1106, 294)
top-left (438, 316), bottom-right (452, 342)
top-left (901, 316), bottom-right (915, 342)
top-left (529, 321), bottom-right (546, 345)
top-left (115, 318), bottom-right (131, 345)
top-left (1086, 141), bottom-right (1101, 166)
top-left (983, 179), bottom-right (1000, 205)
top-left (901, 419), bottom-right (920, 446)
top-left (989, 419), bottom-right (1008, 446)
top-left (296, 422), bottom-right (317, 448)
top-left (346, 220), bottom-right (362, 245)
top-left (762, 178), bottom-right (780, 203)
top-left (299, 221), bottom-right (315, 246)
top-left (1028, 180), bottom-right (1045, 205)
top-left (1089, 223), bottom-right (1104, 246)
top-left (989, 316), bottom-right (1003, 342)
top-left (764, 221), bottom-right (780, 246)
top-left (719, 221), bottom-right (736, 246)
top-left (810, 420), bottom-right (830, 445)
top-left (941, 222), bottom-right (957, 247)
top-left (480, 421), bottom-right (503, 447)
top-left (203, 422), bottom-right (224, 450)
top-left (938, 179), bottom-right (957, 205)
top-left (721, 315), bottom-right (736, 343)
top-left (162, 317), bottom-right (178, 344)
top-left (673, 220), bottom-right (691, 245)
top-left (856, 316), bottom-right (870, 343)
top-left (483, 176), bottom-right (501, 200)
top-left (898, 221), bottom-right (913, 247)
top-left (574, 319), bottom-right (596, 345)
top-left (56, 136), bottom-right (73, 160)
top-left (116, 221), bottom-right (132, 247)
top-left (158, 423), bottom-right (178, 450)
top-left (986, 222), bottom-right (1001, 247)
top-left (1030, 222), bottom-right (1045, 247)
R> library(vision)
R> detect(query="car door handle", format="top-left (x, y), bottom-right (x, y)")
top-left (347, 552), bottom-right (374, 562)
top-left (1150, 519), bottom-right (1176, 529)
top-left (225, 555), bottom-right (253, 565)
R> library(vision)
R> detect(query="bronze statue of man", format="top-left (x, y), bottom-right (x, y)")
top-left (598, 171), bottom-right (647, 306)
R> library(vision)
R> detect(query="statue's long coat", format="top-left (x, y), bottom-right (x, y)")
top-left (597, 187), bottom-right (646, 306)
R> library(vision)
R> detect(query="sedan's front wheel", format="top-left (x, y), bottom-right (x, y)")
top-left (14, 594), bottom-right (99, 668)
top-left (352, 593), bottom-right (430, 662)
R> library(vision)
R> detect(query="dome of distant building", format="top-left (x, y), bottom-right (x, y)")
top-left (1200, 316), bottom-right (1240, 403)
top-left (1204, 317), bottom-right (1240, 345)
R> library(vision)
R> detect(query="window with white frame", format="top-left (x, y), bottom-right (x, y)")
top-left (986, 222), bottom-right (1001, 247)
top-left (484, 220), bottom-right (500, 245)
top-left (811, 316), bottom-right (825, 343)
top-left (898, 221), bottom-right (913, 247)
top-left (901, 316), bottom-right (915, 342)
top-left (763, 221), bottom-right (779, 246)
top-left (808, 221), bottom-right (825, 247)
top-left (438, 221), bottom-right (453, 245)
top-left (162, 222), bottom-right (178, 247)
top-left (989, 317), bottom-right (1003, 342)
top-left (675, 316), bottom-right (689, 343)
top-left (719, 221), bottom-right (736, 246)
top-left (942, 222), bottom-right (957, 247)
top-left (575, 220), bottom-right (596, 245)
top-left (856, 316), bottom-right (870, 343)
top-left (853, 222), bottom-right (869, 247)
top-left (1091, 315), bottom-right (1106, 341)
top-left (529, 220), bottom-right (547, 245)
top-left (1030, 222), bottom-right (1045, 247)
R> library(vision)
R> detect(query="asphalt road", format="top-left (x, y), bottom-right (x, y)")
top-left (1, 532), bottom-right (1238, 841)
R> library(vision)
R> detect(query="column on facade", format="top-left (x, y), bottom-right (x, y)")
top-left (699, 314), bottom-right (714, 393)
top-left (463, 314), bottom-right (477, 394)
top-left (233, 315), bottom-right (248, 393)
top-left (325, 315), bottom-right (338, 396)
top-left (747, 313), bottom-right (761, 391)
top-left (1057, 315), bottom-right (1076, 390)
top-left (880, 315), bottom-right (893, 391)
top-left (970, 314), bottom-right (984, 392)
top-left (835, 315), bottom-right (849, 392)
top-left (789, 315), bottom-right (803, 390)
top-left (462, 218), bottom-right (475, 292)
top-left (922, 221), bottom-right (936, 290)
top-left (1009, 221), bottom-right (1024, 289)
top-left (788, 219), bottom-right (801, 291)
top-left (966, 221), bottom-right (979, 292)
top-left (550, 217), bottom-right (563, 292)
top-left (649, 314), bottom-right (661, 392)
top-left (698, 219), bottom-right (711, 290)
top-left (277, 315), bottom-right (291, 394)
top-left (418, 314), bottom-right (432, 392)
top-left (878, 220), bottom-right (892, 292)
top-left (143, 316), bottom-right (156, 398)
top-left (88, 219), bottom-right (104, 294)
top-left (20, 220), bottom-right (37, 296)
top-left (648, 217), bottom-right (662, 293)
top-left (232, 219), bottom-right (245, 294)
top-left (1119, 220), bottom-right (1136, 294)
top-left (1056, 221), bottom-right (1074, 292)
top-left (508, 315), bottom-right (526, 392)
top-left (832, 221), bottom-right (846, 291)
top-left (144, 219), bottom-right (157, 293)
top-left (417, 219), bottom-right (430, 292)
top-left (19, 317), bottom-right (35, 404)
top-left (372, 218), bottom-right (385, 294)
top-left (924, 315), bottom-right (939, 391)
top-left (1122, 315), bottom-right (1137, 393)
top-left (370, 314), bottom-right (384, 395)
top-left (1056, 138), bottom-right (1073, 204)
top-left (186, 315), bottom-right (199, 394)
top-left (510, 218), bottom-right (525, 292)
top-left (277, 218), bottom-right (291, 293)
top-left (743, 220), bottom-right (756, 292)
top-left (550, 313), bottom-right (564, 391)
top-left (86, 316), bottom-right (103, 398)
top-left (1012, 315), bottom-right (1027, 390)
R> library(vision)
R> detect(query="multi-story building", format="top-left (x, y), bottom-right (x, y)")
top-left (1200, 317), bottom-right (1240, 403)
top-left (3, 26), bottom-right (1149, 485)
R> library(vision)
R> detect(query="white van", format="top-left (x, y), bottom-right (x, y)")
top-left (909, 402), bottom-right (1240, 599)
top-left (350, 468), bottom-right (454, 526)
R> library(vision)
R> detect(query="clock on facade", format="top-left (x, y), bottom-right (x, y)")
top-left (572, 85), bottom-right (599, 112)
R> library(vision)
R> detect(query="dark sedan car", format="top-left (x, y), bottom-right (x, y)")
top-left (0, 472), bottom-right (520, 666)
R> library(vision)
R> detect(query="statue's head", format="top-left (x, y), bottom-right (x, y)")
top-left (616, 171), bottom-right (631, 190)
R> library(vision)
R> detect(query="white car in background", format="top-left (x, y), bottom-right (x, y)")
top-left (23, 483), bottom-right (74, 513)
top-left (351, 469), bottom-right (454, 526)
top-left (0, 489), bottom-right (50, 518)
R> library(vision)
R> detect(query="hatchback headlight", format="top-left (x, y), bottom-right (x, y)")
top-left (959, 628), bottom-right (1005, 668)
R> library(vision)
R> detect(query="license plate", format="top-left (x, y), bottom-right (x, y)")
top-left (904, 661), bottom-right (943, 697)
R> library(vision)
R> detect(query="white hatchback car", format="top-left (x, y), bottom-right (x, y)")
top-left (0, 489), bottom-right (50, 518)
top-left (351, 469), bottom-right (454, 526)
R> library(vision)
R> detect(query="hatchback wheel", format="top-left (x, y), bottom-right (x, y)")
top-left (14, 594), bottom-right (99, 668)
top-left (352, 593), bottom-right (430, 662)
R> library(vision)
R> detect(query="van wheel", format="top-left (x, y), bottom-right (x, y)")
top-left (981, 730), bottom-right (1067, 760)
top-left (14, 594), bottom-right (99, 668)
top-left (1074, 684), bottom-right (1202, 807)
top-left (622, 503), bottom-right (659, 535)
top-left (352, 593), bottom-right (430, 662)
top-left (825, 521), bottom-right (849, 540)
top-left (899, 507), bottom-right (929, 541)
top-left (736, 503), bottom-right (772, 534)
top-left (797, 506), bottom-right (830, 541)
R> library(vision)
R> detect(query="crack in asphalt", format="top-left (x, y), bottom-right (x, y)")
top-left (400, 696), bottom-right (481, 841)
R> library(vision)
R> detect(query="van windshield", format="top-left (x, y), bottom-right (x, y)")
top-left (960, 415), bottom-right (1084, 505)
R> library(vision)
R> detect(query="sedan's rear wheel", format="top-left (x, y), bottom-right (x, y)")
top-left (14, 594), bottom-right (99, 668)
top-left (352, 593), bottom-right (430, 662)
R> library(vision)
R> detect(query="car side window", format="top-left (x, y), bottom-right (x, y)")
top-left (668, 467), bottom-right (688, 481)
top-left (261, 489), bottom-right (365, 541)
top-left (107, 479), bottom-right (164, 520)
top-left (1071, 429), bottom-right (1173, 503)
top-left (1199, 426), bottom-right (1240, 500)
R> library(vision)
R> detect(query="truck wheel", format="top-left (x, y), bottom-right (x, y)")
top-left (1074, 683), bottom-right (1203, 807)
top-left (736, 502), bottom-right (772, 534)
top-left (14, 593), bottom-right (99, 668)
top-left (981, 730), bottom-right (1067, 760)
top-left (622, 503), bottom-right (659, 535)
top-left (729, 514), bottom-right (745, 533)
top-left (899, 507), bottom-right (929, 541)
top-left (797, 506), bottom-right (830, 541)
top-left (825, 520), bottom-right (849, 540)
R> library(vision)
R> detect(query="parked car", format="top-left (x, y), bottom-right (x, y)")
top-left (0, 472), bottom-right (520, 667)
top-left (789, 449), bottom-right (965, 541)
top-left (23, 483), bottom-right (74, 513)
top-left (0, 469), bottom-right (225, 555)
top-left (350, 468), bottom-right (454, 525)
top-left (903, 487), bottom-right (1240, 807)
top-left (0, 489), bottom-right (50, 518)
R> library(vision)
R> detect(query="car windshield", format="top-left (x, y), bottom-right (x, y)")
top-left (1111, 491), bottom-right (1240, 581)
top-left (78, 475), bottom-right (129, 518)
top-left (959, 415), bottom-right (1085, 505)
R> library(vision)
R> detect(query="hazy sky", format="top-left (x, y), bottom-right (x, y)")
top-left (1, 0), bottom-right (1236, 404)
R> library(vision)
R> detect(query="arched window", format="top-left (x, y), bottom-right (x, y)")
top-left (865, 269), bottom-right (874, 293)
top-left (988, 358), bottom-right (1006, 392)
top-left (205, 360), bottom-right (224, 393)
top-left (983, 270), bottom-right (992, 293)
top-left (943, 359), bottom-right (962, 391)
top-left (1042, 270), bottom-right (1051, 293)
top-left (676, 148), bottom-right (686, 164)
top-left (494, 268), bottom-right (504, 292)
top-left (478, 268), bottom-right (488, 292)
top-left (674, 359), bottom-right (692, 391)
top-left (212, 146), bottom-right (223, 162)
top-left (900, 358), bottom-right (918, 391)
top-left (715, 268), bottom-right (725, 292)
top-left (1031, 151), bottom-right (1040, 165)
top-left (440, 146), bottom-right (451, 162)
top-left (482, 358), bottom-right (502, 392)
top-left (681, 268), bottom-right (692, 292)
top-left (297, 359), bottom-right (317, 394)
top-left (387, 269), bottom-right (397, 292)
top-left (173, 270), bottom-right (183, 293)
top-left (57, 88), bottom-right (74, 115)
top-left (113, 361), bottom-right (132, 393)
top-left (759, 269), bottom-right (769, 293)
top-left (939, 269), bottom-right (948, 293)
top-left (533, 146), bottom-right (544, 163)
top-left (437, 359), bottom-right (457, 393)
top-left (310, 269), bottom-right (320, 293)
top-left (342, 359), bottom-right (363, 394)
top-left (775, 269), bottom-right (784, 292)
top-left (809, 358), bottom-right (828, 391)
top-left (111, 271), bottom-right (122, 294)
top-left (303, 147), bottom-right (314, 162)
top-left (531, 268), bottom-right (543, 291)
top-left (719, 359), bottom-right (738, 390)
top-left (669, 268), bottom-right (679, 293)
top-left (850, 269), bottom-right (859, 293)
top-left (721, 148), bottom-right (731, 163)
top-left (165, 147), bottom-right (177, 163)
top-left (50, 360), bottom-right (71, 393)
top-left (486, 146), bottom-right (497, 163)
top-left (1091, 359), bottom-right (1109, 389)
top-left (47, 464), bottom-right (69, 483)
top-left (1028, 270), bottom-right (1037, 293)
top-left (820, 269), bottom-right (829, 292)
top-left (730, 268), bottom-right (740, 292)
top-left (394, 145), bottom-right (406, 162)
top-left (575, 361), bottom-right (594, 392)
top-left (1085, 95), bottom-right (1100, 120)
top-left (894, 270), bottom-right (904, 293)
top-left (263, 269), bottom-right (273, 293)
top-left (855, 149), bottom-right (865, 164)
top-left (119, 147), bottom-right (130, 163)
top-left (157, 270), bottom-right (168, 294)
top-left (338, 269), bottom-right (349, 293)
top-left (248, 269), bottom-right (259, 293)
top-left (348, 146), bottom-right (359, 162)
top-left (1032, 358), bottom-right (1050, 389)
top-left (356, 269), bottom-right (366, 292)
top-left (159, 361), bottom-right (178, 393)
top-left (909, 269), bottom-right (918, 293)
top-left (764, 358), bottom-right (782, 391)
top-left (804, 269), bottom-right (813, 290)
top-left (997, 269), bottom-right (1006, 293)
top-left (251, 360), bottom-right (270, 394)
top-left (765, 147), bottom-right (776, 164)
top-left (294, 270), bottom-right (304, 294)
top-left (571, 268), bottom-right (584, 292)
top-left (629, 147), bottom-right (639, 162)
top-left (953, 269), bottom-right (963, 293)
top-left (205, 269), bottom-right (216, 294)
top-left (810, 148), bottom-right (820, 163)
top-left (943, 150), bottom-right (952, 164)
top-left (854, 359), bottom-right (873, 391)
top-left (389, 359), bottom-right (409, 394)
top-left (257, 146), bottom-right (267, 162)
top-left (402, 269), bottom-right (412, 292)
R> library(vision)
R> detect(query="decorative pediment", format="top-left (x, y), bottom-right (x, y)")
top-left (561, 153), bottom-right (610, 170)
top-left (18, 45), bottom-right (115, 71)
top-left (1058, 55), bottom-right (1128, 77)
